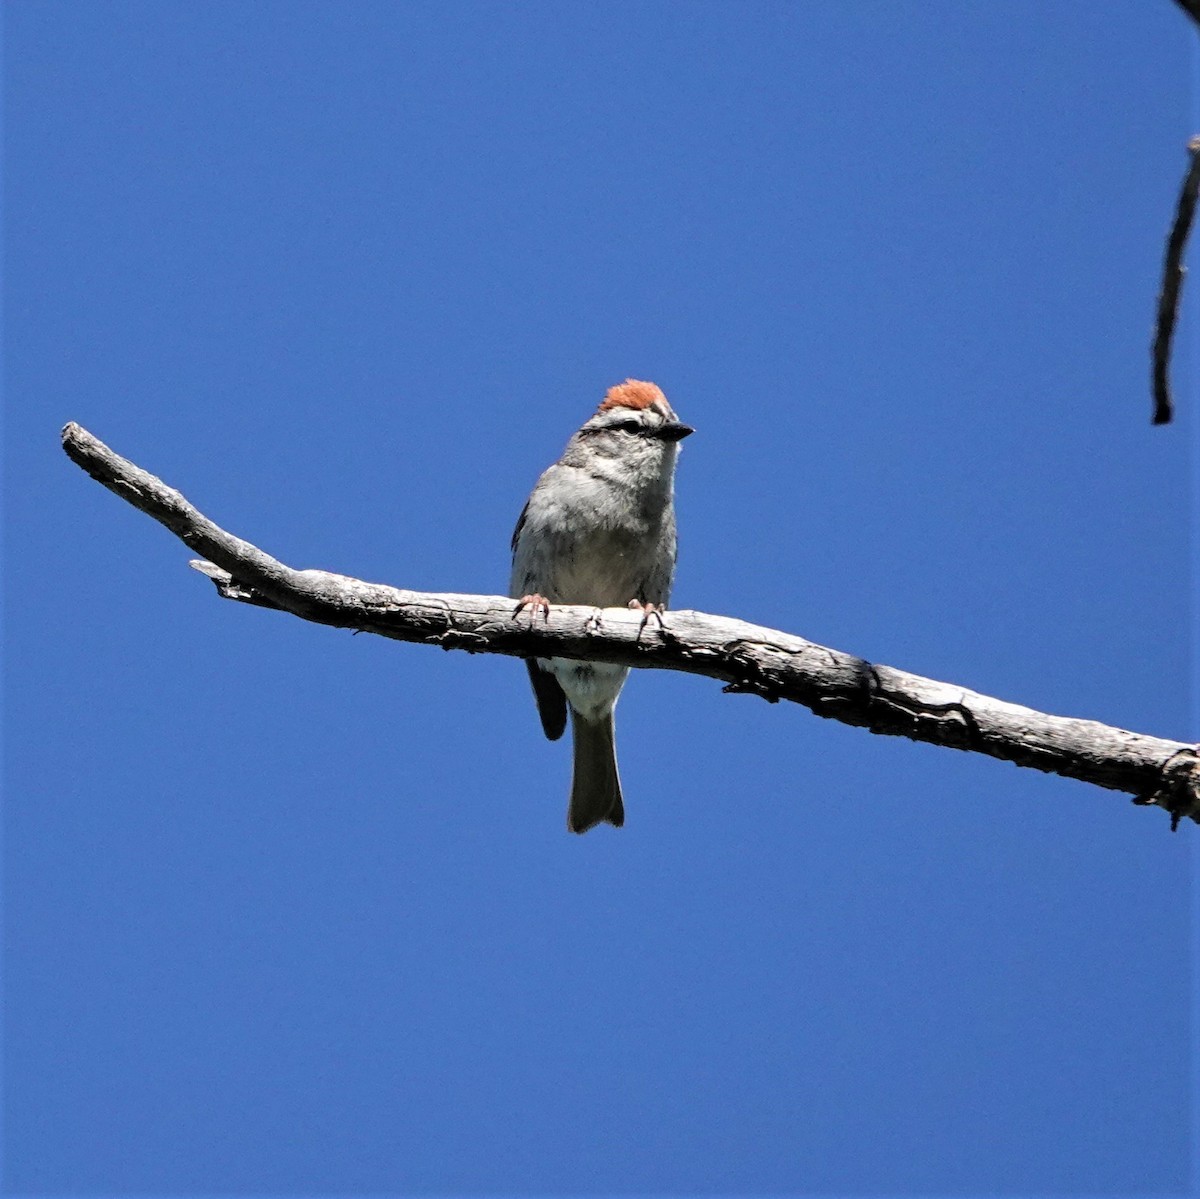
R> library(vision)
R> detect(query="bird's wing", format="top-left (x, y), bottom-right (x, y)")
top-left (525, 660), bottom-right (568, 741)
top-left (512, 485), bottom-right (567, 740)
top-left (510, 498), bottom-right (530, 554)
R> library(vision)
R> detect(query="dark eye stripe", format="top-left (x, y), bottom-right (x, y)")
top-left (580, 420), bottom-right (653, 438)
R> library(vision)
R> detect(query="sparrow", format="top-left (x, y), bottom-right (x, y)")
top-left (510, 379), bottom-right (693, 833)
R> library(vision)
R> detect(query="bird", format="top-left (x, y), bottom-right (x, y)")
top-left (510, 379), bottom-right (693, 833)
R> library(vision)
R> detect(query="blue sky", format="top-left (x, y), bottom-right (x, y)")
top-left (4, 2), bottom-right (1196, 1195)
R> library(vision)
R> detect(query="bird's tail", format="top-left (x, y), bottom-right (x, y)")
top-left (568, 709), bottom-right (625, 834)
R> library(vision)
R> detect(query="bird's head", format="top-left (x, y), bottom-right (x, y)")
top-left (576, 380), bottom-right (694, 452)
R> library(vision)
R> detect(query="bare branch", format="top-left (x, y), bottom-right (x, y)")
top-left (61, 421), bottom-right (1200, 829)
top-left (1151, 135), bottom-right (1200, 425)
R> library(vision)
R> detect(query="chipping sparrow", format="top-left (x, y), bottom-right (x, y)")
top-left (510, 379), bottom-right (693, 833)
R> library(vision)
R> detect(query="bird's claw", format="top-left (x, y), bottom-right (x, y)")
top-left (513, 593), bottom-right (551, 622)
top-left (628, 599), bottom-right (666, 632)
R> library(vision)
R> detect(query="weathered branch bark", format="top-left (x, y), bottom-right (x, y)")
top-left (1151, 135), bottom-right (1200, 425)
top-left (61, 421), bottom-right (1200, 828)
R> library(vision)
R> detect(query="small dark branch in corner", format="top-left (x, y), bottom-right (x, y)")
top-left (1151, 136), bottom-right (1200, 425)
top-left (1172, 0), bottom-right (1200, 28)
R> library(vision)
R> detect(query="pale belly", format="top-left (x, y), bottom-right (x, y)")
top-left (541, 657), bottom-right (629, 720)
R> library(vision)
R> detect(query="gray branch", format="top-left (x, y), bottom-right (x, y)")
top-left (61, 421), bottom-right (1200, 829)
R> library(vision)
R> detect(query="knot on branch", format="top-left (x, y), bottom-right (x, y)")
top-left (1132, 747), bottom-right (1200, 830)
top-left (190, 560), bottom-right (278, 609)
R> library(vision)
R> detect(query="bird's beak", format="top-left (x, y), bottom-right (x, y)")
top-left (659, 421), bottom-right (695, 442)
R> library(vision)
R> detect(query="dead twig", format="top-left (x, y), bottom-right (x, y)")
top-left (1172, 0), bottom-right (1200, 29)
top-left (1151, 136), bottom-right (1200, 424)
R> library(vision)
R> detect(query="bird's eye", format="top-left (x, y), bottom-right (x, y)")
top-left (616, 419), bottom-right (641, 434)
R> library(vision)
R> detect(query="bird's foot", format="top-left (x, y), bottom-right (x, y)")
top-left (628, 599), bottom-right (666, 632)
top-left (513, 593), bottom-right (552, 622)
